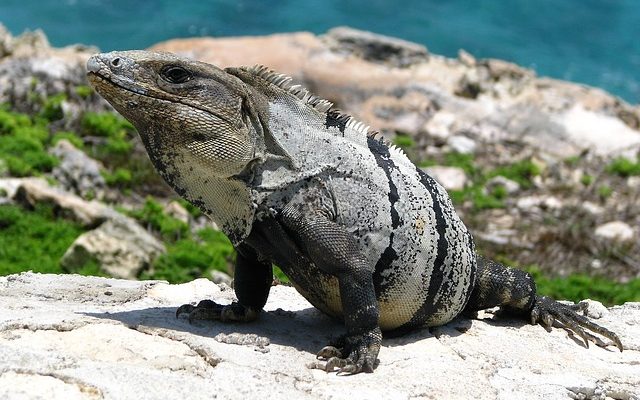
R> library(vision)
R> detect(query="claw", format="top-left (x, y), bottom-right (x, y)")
top-left (317, 346), bottom-right (342, 360)
top-left (325, 356), bottom-right (348, 372)
top-left (337, 363), bottom-right (359, 375)
top-left (531, 296), bottom-right (623, 352)
top-left (309, 328), bottom-right (382, 375)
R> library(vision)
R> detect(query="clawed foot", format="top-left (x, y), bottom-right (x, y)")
top-left (531, 296), bottom-right (623, 352)
top-left (307, 328), bottom-right (382, 374)
top-left (176, 300), bottom-right (259, 323)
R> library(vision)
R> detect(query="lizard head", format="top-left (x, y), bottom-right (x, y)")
top-left (86, 50), bottom-right (261, 181)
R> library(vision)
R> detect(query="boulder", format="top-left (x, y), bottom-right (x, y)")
top-left (49, 139), bottom-right (106, 199)
top-left (60, 215), bottom-right (165, 279)
top-left (13, 177), bottom-right (116, 227)
top-left (0, 272), bottom-right (638, 399)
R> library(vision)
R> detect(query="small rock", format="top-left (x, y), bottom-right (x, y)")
top-left (61, 215), bottom-right (166, 279)
top-left (582, 299), bottom-right (608, 319)
top-left (457, 49), bottom-right (476, 67)
top-left (594, 221), bottom-right (634, 243)
top-left (13, 178), bottom-right (117, 227)
top-left (627, 176), bottom-right (640, 189)
top-left (423, 111), bottom-right (456, 140)
top-left (49, 139), bottom-right (106, 199)
top-left (422, 166), bottom-right (468, 191)
top-left (163, 200), bottom-right (190, 224)
top-left (581, 201), bottom-right (604, 215)
top-left (516, 195), bottom-right (563, 211)
top-left (486, 176), bottom-right (520, 195)
top-left (211, 270), bottom-right (233, 286)
top-left (448, 135), bottom-right (477, 154)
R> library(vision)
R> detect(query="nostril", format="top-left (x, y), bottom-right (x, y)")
top-left (111, 57), bottom-right (121, 67)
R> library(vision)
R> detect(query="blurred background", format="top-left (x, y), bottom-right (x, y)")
top-left (2, 0), bottom-right (639, 104)
top-left (1, 0), bottom-right (639, 305)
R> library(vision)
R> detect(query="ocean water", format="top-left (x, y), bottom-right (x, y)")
top-left (1, 0), bottom-right (639, 104)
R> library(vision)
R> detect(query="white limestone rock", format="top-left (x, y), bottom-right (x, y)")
top-left (594, 221), bottom-right (635, 243)
top-left (0, 272), bottom-right (638, 400)
top-left (423, 166), bottom-right (468, 191)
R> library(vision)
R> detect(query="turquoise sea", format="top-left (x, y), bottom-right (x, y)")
top-left (1, 0), bottom-right (639, 104)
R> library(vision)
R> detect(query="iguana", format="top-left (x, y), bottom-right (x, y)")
top-left (86, 50), bottom-right (623, 374)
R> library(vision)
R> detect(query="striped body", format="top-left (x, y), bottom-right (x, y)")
top-left (249, 85), bottom-right (477, 331)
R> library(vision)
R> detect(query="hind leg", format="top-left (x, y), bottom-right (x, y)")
top-left (464, 256), bottom-right (622, 351)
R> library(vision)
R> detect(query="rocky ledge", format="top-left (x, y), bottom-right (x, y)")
top-left (0, 272), bottom-right (639, 399)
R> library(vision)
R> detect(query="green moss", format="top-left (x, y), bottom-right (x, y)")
top-left (126, 197), bottom-right (189, 242)
top-left (606, 157), bottom-right (640, 177)
top-left (0, 204), bottom-right (87, 276)
top-left (141, 227), bottom-right (234, 283)
top-left (52, 131), bottom-right (84, 149)
top-left (487, 159), bottom-right (540, 189)
top-left (524, 265), bottom-right (640, 306)
top-left (177, 198), bottom-right (203, 218)
top-left (444, 152), bottom-right (477, 175)
top-left (74, 85), bottom-right (93, 99)
top-left (563, 155), bottom-right (580, 167)
top-left (39, 93), bottom-right (66, 122)
top-left (393, 134), bottom-right (415, 149)
top-left (82, 112), bottom-right (134, 137)
top-left (102, 168), bottom-right (132, 187)
top-left (580, 174), bottom-right (593, 186)
top-left (0, 106), bottom-right (32, 134)
top-left (0, 128), bottom-right (58, 177)
top-left (597, 185), bottom-right (613, 199)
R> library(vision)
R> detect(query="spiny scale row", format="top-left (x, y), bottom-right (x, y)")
top-left (246, 64), bottom-right (403, 153)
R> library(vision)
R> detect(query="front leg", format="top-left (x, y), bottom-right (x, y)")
top-left (176, 244), bottom-right (272, 323)
top-left (280, 204), bottom-right (382, 374)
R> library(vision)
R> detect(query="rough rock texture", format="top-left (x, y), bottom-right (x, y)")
top-left (60, 216), bottom-right (166, 279)
top-left (0, 23), bottom-right (108, 128)
top-left (12, 177), bottom-right (117, 227)
top-left (1, 177), bottom-right (166, 278)
top-left (0, 272), bottom-right (638, 400)
top-left (49, 139), bottom-right (106, 200)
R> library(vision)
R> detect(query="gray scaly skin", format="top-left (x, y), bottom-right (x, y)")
top-left (87, 51), bottom-right (623, 374)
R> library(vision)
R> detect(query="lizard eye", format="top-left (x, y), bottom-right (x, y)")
top-left (161, 65), bottom-right (192, 84)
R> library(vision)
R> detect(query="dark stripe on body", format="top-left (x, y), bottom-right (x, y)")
top-left (366, 137), bottom-right (401, 295)
top-left (405, 167), bottom-right (449, 327)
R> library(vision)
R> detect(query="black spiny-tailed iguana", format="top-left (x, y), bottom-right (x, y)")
top-left (86, 50), bottom-right (622, 374)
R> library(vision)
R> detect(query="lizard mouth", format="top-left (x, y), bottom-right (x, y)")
top-left (87, 71), bottom-right (150, 97)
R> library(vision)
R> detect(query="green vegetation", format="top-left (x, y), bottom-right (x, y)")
top-left (0, 204), bottom-right (100, 276)
top-left (102, 167), bottom-right (133, 188)
top-left (0, 107), bottom-right (59, 176)
top-left (486, 159), bottom-right (541, 189)
top-left (126, 197), bottom-right (189, 242)
top-left (580, 174), bottom-right (593, 186)
top-left (141, 227), bottom-right (235, 283)
top-left (597, 185), bottom-right (613, 199)
top-left (81, 111), bottom-right (134, 156)
top-left (52, 131), bottom-right (84, 149)
top-left (392, 134), bottom-right (415, 150)
top-left (429, 152), bottom-right (541, 211)
top-left (606, 156), bottom-right (640, 177)
top-left (525, 265), bottom-right (640, 306)
top-left (74, 85), bottom-right (93, 99)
